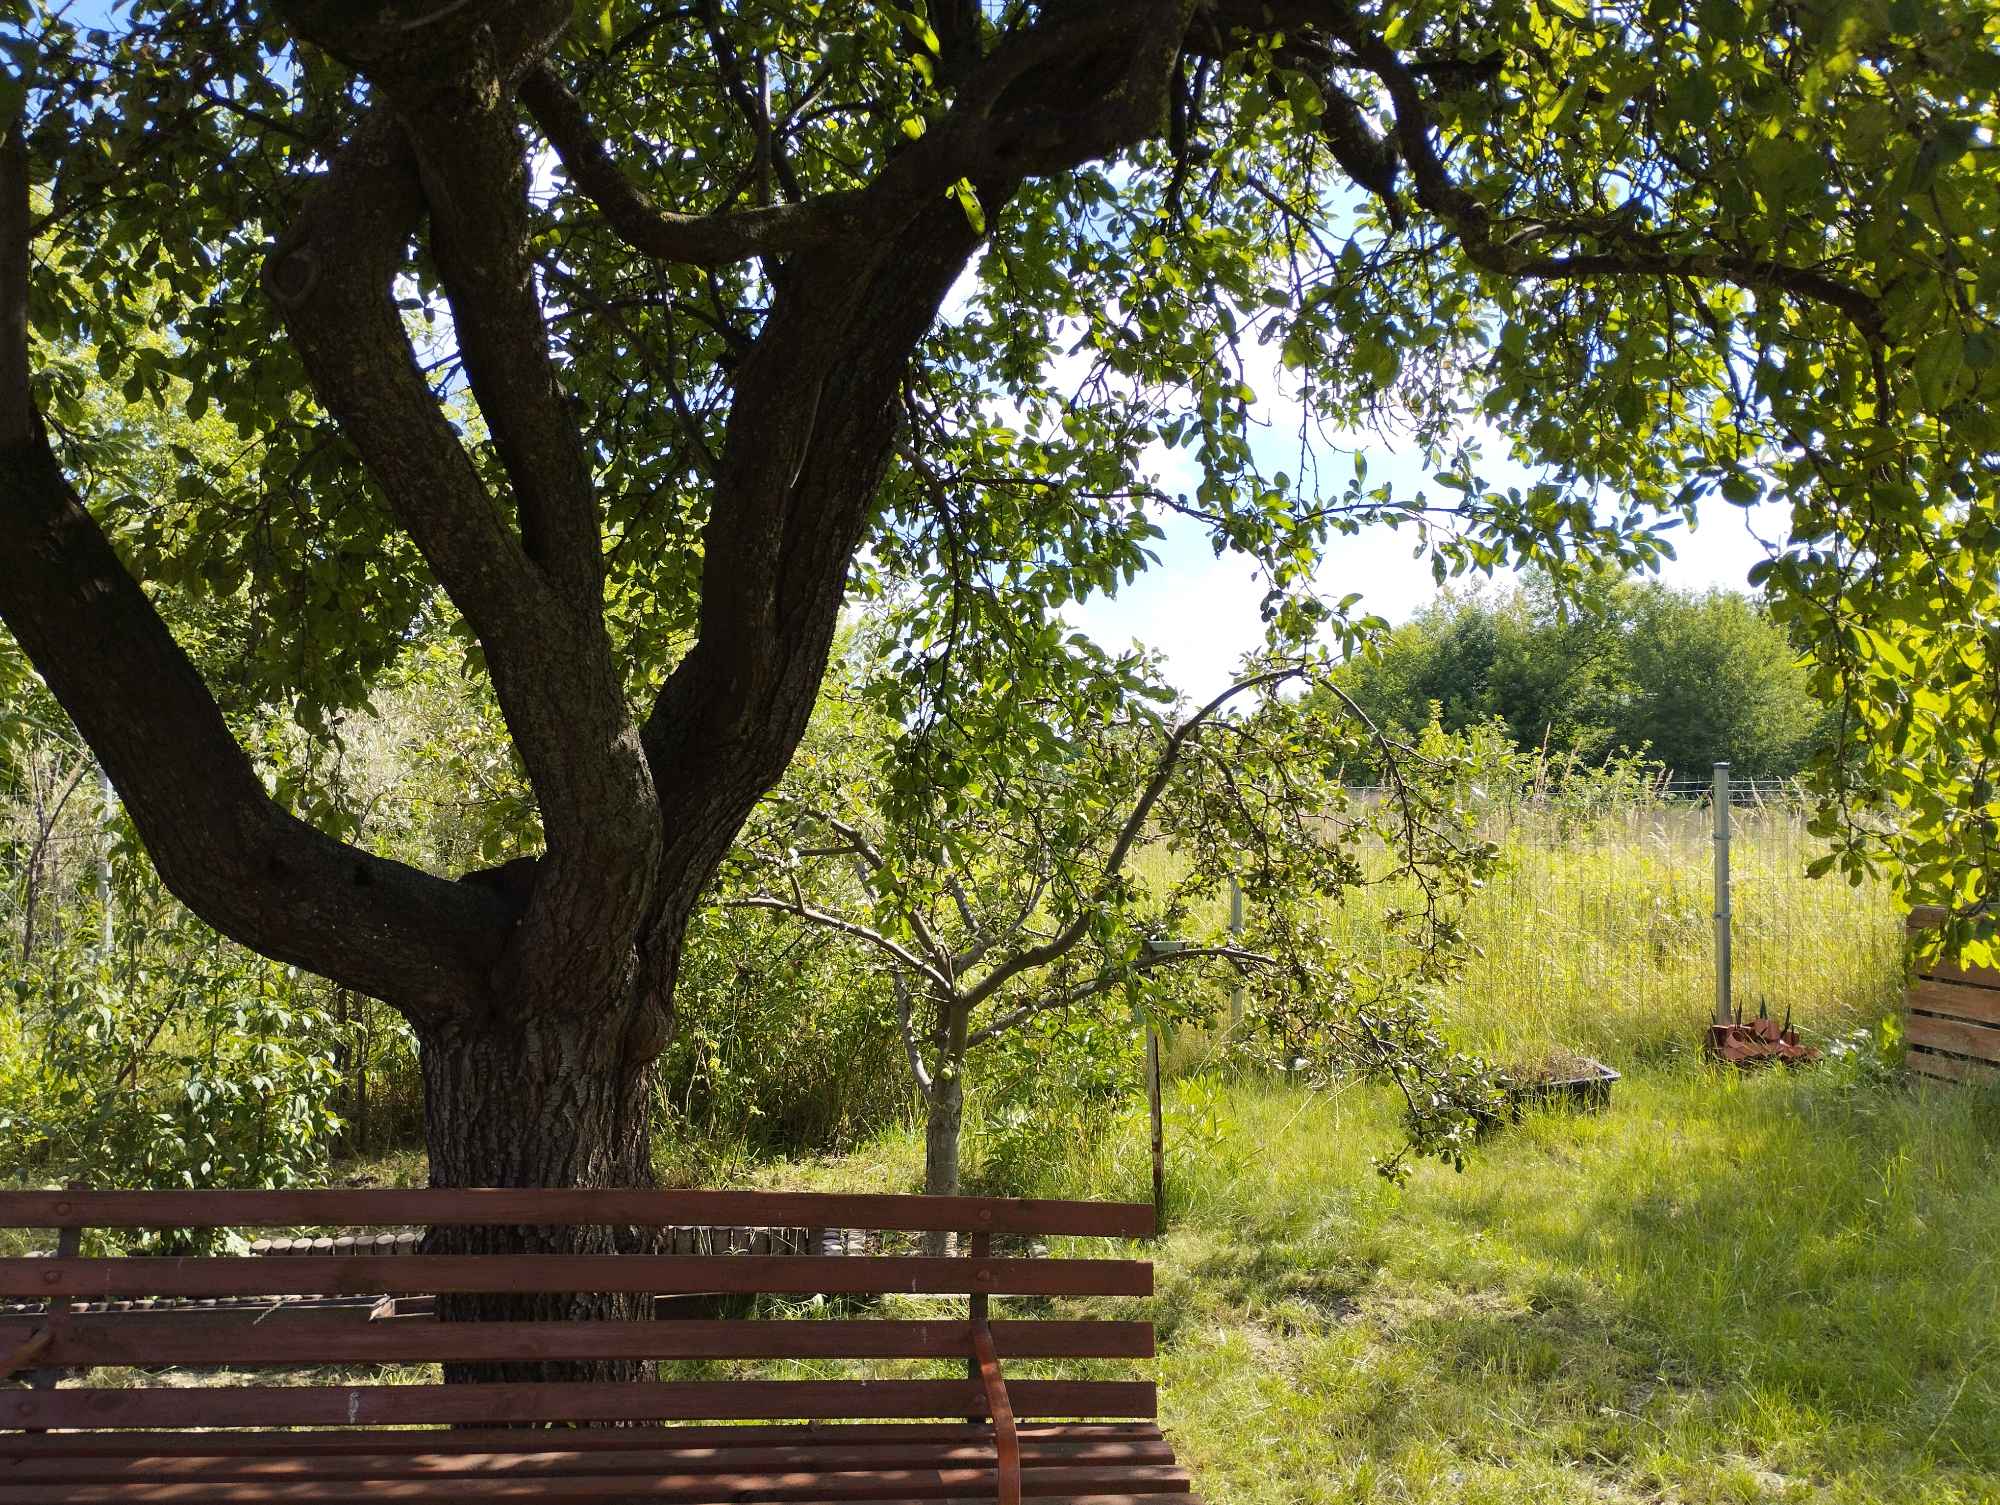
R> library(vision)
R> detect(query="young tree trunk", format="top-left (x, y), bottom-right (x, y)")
top-left (415, 977), bottom-right (669, 1383)
top-left (922, 1069), bottom-right (966, 1256)
top-left (922, 1071), bottom-right (964, 1201)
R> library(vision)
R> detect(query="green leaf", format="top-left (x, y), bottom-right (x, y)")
top-left (948, 178), bottom-right (986, 238)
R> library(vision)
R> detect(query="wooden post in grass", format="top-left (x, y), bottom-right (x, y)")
top-left (1713, 762), bottom-right (1733, 1027)
top-left (1228, 876), bottom-right (1245, 1030)
top-left (1147, 1029), bottom-right (1164, 1235)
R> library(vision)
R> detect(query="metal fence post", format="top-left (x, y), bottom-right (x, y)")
top-left (97, 764), bottom-right (116, 955)
top-left (1713, 761), bottom-right (1732, 1026)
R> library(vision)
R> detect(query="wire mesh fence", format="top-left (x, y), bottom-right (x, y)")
top-left (1315, 780), bottom-right (1905, 1064)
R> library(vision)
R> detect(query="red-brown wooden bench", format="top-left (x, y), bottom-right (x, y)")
top-left (0, 1188), bottom-right (1191, 1504)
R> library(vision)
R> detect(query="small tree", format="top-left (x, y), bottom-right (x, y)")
top-left (725, 654), bottom-right (1498, 1202)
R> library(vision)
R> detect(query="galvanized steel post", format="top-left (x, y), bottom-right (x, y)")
top-left (1713, 762), bottom-right (1732, 1026)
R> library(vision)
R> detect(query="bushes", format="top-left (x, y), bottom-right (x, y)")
top-left (657, 902), bottom-right (913, 1179)
top-left (1334, 576), bottom-right (1830, 780)
top-left (1, 914), bottom-right (345, 1235)
top-left (0, 726), bottom-right (350, 1206)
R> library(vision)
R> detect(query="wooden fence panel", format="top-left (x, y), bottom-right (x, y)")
top-left (1905, 909), bottom-right (2000, 1082)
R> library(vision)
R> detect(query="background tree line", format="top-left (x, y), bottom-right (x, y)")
top-left (1333, 573), bottom-right (1832, 782)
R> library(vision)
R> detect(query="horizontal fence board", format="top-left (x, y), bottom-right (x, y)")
top-left (0, 1438), bottom-right (1180, 1483)
top-left (0, 1190), bottom-right (1153, 1240)
top-left (0, 1317), bottom-right (1153, 1368)
top-left (1904, 1013), bottom-right (2000, 1063)
top-left (1, 1378), bottom-right (1158, 1431)
top-left (1905, 908), bottom-right (2000, 988)
top-left (0, 1255), bottom-right (1150, 1302)
top-left (1917, 958), bottom-right (2000, 991)
top-left (1909, 980), bottom-right (2000, 1026)
top-left (0, 1423), bottom-right (1165, 1460)
top-left (1908, 1047), bottom-right (2000, 1085)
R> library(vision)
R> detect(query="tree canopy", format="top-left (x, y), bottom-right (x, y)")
top-left (1, 0), bottom-right (1997, 1197)
top-left (1337, 576), bottom-right (1829, 778)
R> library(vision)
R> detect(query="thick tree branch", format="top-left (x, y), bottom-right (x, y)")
top-left (1211, 1), bottom-right (1886, 341)
top-left (0, 123), bottom-right (511, 1015)
top-left (0, 121), bottom-right (26, 449)
top-left (527, 0), bottom-right (1192, 271)
top-left (637, 3), bottom-right (1203, 929)
top-left (1339, 8), bottom-right (1884, 339)
top-left (396, 52), bottom-right (602, 609)
top-left (521, 64), bottom-right (871, 265)
top-left (263, 105), bottom-right (660, 1000)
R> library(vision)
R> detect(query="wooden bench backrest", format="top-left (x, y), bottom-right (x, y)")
top-left (0, 1188), bottom-right (1157, 1434)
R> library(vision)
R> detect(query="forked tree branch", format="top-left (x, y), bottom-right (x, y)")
top-left (263, 107), bottom-right (662, 972)
top-left (0, 123), bottom-right (512, 1018)
top-left (958, 666), bottom-right (1304, 1011)
top-left (641, 1), bottom-right (1195, 932)
top-left (770, 796), bottom-right (959, 978)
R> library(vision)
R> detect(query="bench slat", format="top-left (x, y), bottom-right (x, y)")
top-left (0, 1254), bottom-right (1151, 1301)
top-left (2, 1378), bottom-right (1155, 1430)
top-left (0, 1316), bottom-right (1154, 1367)
top-left (0, 1190), bottom-right (1154, 1239)
top-left (0, 1422), bottom-right (1166, 1459)
top-left (0, 1486), bottom-right (1195, 1505)
top-left (0, 1466), bottom-right (1190, 1502)
top-left (0, 1437), bottom-right (1181, 1481)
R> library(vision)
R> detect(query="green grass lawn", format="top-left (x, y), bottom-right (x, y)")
top-left (34, 1059), bottom-right (1994, 1502)
top-left (757, 1060), bottom-right (2000, 1504)
top-left (1151, 1070), bottom-right (1998, 1504)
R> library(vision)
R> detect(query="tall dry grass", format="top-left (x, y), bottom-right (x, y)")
top-left (1148, 788), bottom-right (1904, 1072)
top-left (1337, 796), bottom-right (1903, 1063)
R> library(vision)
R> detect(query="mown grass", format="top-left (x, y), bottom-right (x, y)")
top-left (1149, 1069), bottom-right (1998, 1505)
top-left (751, 1061), bottom-right (1999, 1505)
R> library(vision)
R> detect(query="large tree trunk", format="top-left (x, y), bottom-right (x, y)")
top-left (415, 968), bottom-right (670, 1383)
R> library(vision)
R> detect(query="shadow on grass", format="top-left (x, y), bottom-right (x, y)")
top-left (1409, 1066), bottom-right (2000, 1492)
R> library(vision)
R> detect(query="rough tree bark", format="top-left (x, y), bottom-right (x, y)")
top-left (924, 1074), bottom-right (967, 1203)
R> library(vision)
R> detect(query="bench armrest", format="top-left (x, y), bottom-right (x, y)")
top-left (969, 1317), bottom-right (1021, 1505)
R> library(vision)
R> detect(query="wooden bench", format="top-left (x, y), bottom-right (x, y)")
top-left (0, 1188), bottom-right (1190, 1504)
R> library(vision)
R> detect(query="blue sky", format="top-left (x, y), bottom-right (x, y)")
top-left (1065, 332), bottom-right (1791, 700)
top-left (1074, 447), bottom-right (1788, 701)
